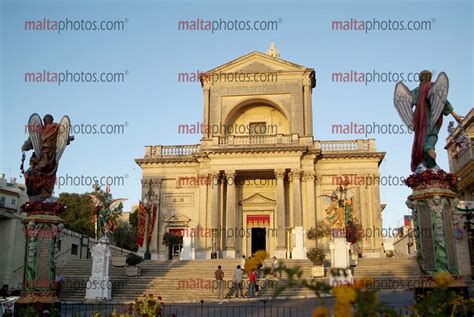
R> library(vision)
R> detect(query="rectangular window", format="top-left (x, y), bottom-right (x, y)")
top-left (71, 244), bottom-right (78, 255)
top-left (249, 122), bottom-right (268, 135)
top-left (0, 197), bottom-right (5, 207)
top-left (11, 198), bottom-right (16, 205)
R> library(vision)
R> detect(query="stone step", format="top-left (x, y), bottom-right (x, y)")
top-left (59, 258), bottom-right (314, 302)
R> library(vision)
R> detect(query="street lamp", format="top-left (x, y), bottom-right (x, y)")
top-left (143, 179), bottom-right (156, 260)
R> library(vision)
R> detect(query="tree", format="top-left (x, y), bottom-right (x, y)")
top-left (129, 207), bottom-right (138, 229)
top-left (58, 190), bottom-right (136, 252)
top-left (57, 192), bottom-right (95, 237)
top-left (112, 219), bottom-right (138, 252)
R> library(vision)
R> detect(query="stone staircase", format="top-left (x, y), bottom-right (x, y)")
top-left (59, 258), bottom-right (317, 303)
top-left (354, 257), bottom-right (422, 290)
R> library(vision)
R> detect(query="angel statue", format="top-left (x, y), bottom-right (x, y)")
top-left (21, 113), bottom-right (74, 202)
top-left (89, 192), bottom-right (127, 239)
top-left (321, 185), bottom-right (354, 229)
top-left (394, 70), bottom-right (463, 173)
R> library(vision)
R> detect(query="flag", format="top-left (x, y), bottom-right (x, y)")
top-left (148, 204), bottom-right (157, 243)
top-left (135, 201), bottom-right (156, 247)
top-left (136, 201), bottom-right (147, 247)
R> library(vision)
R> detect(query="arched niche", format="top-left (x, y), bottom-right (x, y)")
top-left (223, 99), bottom-right (290, 136)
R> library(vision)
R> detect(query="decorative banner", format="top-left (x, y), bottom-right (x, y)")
top-left (148, 204), bottom-right (157, 244)
top-left (136, 201), bottom-right (146, 247)
top-left (136, 202), bottom-right (157, 247)
top-left (404, 215), bottom-right (412, 227)
top-left (247, 215), bottom-right (270, 227)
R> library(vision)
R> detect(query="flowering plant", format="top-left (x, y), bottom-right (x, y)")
top-left (109, 294), bottom-right (176, 317)
top-left (405, 170), bottom-right (458, 190)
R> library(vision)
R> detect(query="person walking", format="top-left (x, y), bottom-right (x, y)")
top-left (272, 256), bottom-right (281, 279)
top-left (240, 255), bottom-right (246, 270)
top-left (214, 265), bottom-right (225, 304)
top-left (233, 265), bottom-right (244, 298)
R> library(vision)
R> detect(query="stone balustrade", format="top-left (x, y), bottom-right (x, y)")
top-left (314, 139), bottom-right (375, 152)
top-left (144, 144), bottom-right (200, 158)
top-left (216, 134), bottom-right (297, 146)
top-left (451, 144), bottom-right (473, 174)
top-left (144, 138), bottom-right (377, 157)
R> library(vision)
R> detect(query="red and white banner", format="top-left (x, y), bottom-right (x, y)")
top-left (136, 201), bottom-right (157, 247)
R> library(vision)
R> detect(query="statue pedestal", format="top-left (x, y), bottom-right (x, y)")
top-left (16, 201), bottom-right (65, 314)
top-left (406, 171), bottom-right (459, 275)
top-left (329, 237), bottom-right (353, 286)
top-left (291, 226), bottom-right (306, 259)
top-left (85, 237), bottom-right (112, 301)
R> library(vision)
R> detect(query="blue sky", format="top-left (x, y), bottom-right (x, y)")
top-left (1, 0), bottom-right (472, 230)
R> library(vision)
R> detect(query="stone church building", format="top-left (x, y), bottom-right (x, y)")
top-left (136, 44), bottom-right (385, 260)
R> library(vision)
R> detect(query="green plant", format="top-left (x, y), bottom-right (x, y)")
top-left (307, 222), bottom-right (332, 242)
top-left (162, 232), bottom-right (182, 246)
top-left (15, 305), bottom-right (40, 317)
top-left (111, 294), bottom-right (168, 316)
top-left (411, 272), bottom-right (474, 316)
top-left (306, 247), bottom-right (325, 266)
top-left (126, 253), bottom-right (143, 266)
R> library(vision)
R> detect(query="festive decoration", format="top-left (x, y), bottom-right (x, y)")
top-left (89, 184), bottom-right (126, 239)
top-left (404, 169), bottom-right (458, 190)
top-left (321, 184), bottom-right (353, 230)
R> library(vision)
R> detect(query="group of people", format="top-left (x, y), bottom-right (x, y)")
top-left (213, 256), bottom-right (282, 304)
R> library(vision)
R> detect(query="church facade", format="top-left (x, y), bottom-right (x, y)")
top-left (136, 45), bottom-right (385, 260)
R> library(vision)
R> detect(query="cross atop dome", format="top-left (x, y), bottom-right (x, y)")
top-left (266, 41), bottom-right (280, 58)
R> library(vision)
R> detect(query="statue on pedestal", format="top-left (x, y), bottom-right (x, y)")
top-left (395, 73), bottom-right (463, 276)
top-left (21, 113), bottom-right (74, 201)
top-left (89, 186), bottom-right (127, 240)
top-left (322, 185), bottom-right (353, 230)
top-left (394, 71), bottom-right (463, 173)
top-left (17, 113), bottom-right (73, 314)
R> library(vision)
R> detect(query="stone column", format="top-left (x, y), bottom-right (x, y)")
top-left (291, 170), bottom-right (305, 259)
top-left (291, 170), bottom-right (303, 227)
top-left (303, 74), bottom-right (313, 136)
top-left (210, 171), bottom-right (220, 258)
top-left (303, 171), bottom-right (316, 249)
top-left (224, 171), bottom-right (236, 258)
top-left (150, 179), bottom-right (162, 259)
top-left (195, 173), bottom-right (209, 259)
top-left (203, 81), bottom-right (211, 139)
top-left (275, 169), bottom-right (286, 258)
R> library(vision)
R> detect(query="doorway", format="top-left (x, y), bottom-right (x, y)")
top-left (251, 228), bottom-right (266, 254)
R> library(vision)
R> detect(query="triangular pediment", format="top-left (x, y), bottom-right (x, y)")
top-left (240, 193), bottom-right (276, 206)
top-left (204, 51), bottom-right (311, 75)
top-left (164, 213), bottom-right (191, 223)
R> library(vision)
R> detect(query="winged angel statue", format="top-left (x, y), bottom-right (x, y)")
top-left (393, 70), bottom-right (463, 173)
top-left (321, 185), bottom-right (354, 229)
top-left (89, 193), bottom-right (127, 238)
top-left (21, 113), bottom-right (74, 201)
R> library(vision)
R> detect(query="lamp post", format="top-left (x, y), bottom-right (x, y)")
top-left (143, 179), bottom-right (156, 260)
